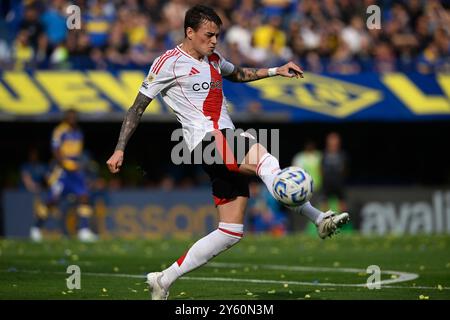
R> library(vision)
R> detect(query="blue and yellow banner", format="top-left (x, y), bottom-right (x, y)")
top-left (0, 70), bottom-right (449, 121)
top-left (3, 189), bottom-right (218, 239)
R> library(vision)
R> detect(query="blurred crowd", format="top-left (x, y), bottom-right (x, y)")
top-left (0, 0), bottom-right (449, 73)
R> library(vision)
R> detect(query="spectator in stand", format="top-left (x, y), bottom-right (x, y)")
top-left (373, 41), bottom-right (397, 73)
top-left (84, 0), bottom-right (115, 49)
top-left (253, 13), bottom-right (292, 65)
top-left (328, 41), bottom-right (361, 74)
top-left (12, 29), bottom-right (34, 69)
top-left (40, 0), bottom-right (67, 49)
top-left (2, 0), bottom-right (449, 73)
top-left (18, 4), bottom-right (47, 63)
top-left (163, 0), bottom-right (189, 46)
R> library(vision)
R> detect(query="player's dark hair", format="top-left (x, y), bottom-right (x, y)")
top-left (65, 108), bottom-right (77, 116)
top-left (63, 108), bottom-right (78, 121)
top-left (184, 5), bottom-right (222, 37)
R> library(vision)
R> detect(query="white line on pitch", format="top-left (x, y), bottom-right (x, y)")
top-left (4, 266), bottom-right (447, 291)
top-left (205, 262), bottom-right (420, 287)
top-left (71, 271), bottom-right (450, 291)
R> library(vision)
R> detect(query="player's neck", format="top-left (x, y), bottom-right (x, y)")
top-left (179, 41), bottom-right (204, 61)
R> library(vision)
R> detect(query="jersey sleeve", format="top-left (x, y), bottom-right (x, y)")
top-left (139, 56), bottom-right (176, 99)
top-left (215, 51), bottom-right (235, 76)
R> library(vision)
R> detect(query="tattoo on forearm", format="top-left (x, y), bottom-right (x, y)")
top-left (115, 93), bottom-right (151, 151)
top-left (225, 67), bottom-right (264, 83)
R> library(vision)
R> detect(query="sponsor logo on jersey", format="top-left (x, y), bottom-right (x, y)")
top-left (192, 80), bottom-right (222, 91)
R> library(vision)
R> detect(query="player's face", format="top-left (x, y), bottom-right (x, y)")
top-left (190, 20), bottom-right (220, 57)
top-left (65, 111), bottom-right (78, 127)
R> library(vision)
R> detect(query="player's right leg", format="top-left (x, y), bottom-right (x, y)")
top-left (239, 142), bottom-right (349, 238)
top-left (147, 197), bottom-right (246, 300)
top-left (147, 133), bottom-right (248, 300)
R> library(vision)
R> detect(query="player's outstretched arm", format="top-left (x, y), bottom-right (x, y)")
top-left (224, 61), bottom-right (304, 83)
top-left (106, 92), bottom-right (152, 173)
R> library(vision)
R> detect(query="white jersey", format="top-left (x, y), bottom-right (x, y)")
top-left (139, 45), bottom-right (236, 151)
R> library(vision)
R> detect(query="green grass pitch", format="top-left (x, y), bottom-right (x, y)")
top-left (1, 234), bottom-right (449, 300)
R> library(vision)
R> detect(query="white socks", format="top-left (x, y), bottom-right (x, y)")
top-left (256, 153), bottom-right (325, 226)
top-left (256, 153), bottom-right (281, 198)
top-left (294, 202), bottom-right (326, 225)
top-left (160, 222), bottom-right (243, 289)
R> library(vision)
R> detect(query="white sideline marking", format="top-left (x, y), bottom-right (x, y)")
top-left (6, 262), bottom-right (448, 291)
top-left (206, 262), bottom-right (420, 287)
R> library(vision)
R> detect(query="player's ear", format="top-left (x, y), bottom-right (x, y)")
top-left (186, 27), bottom-right (194, 40)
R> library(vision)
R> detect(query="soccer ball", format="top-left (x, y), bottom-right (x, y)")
top-left (272, 167), bottom-right (313, 207)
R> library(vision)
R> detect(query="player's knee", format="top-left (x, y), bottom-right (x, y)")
top-left (248, 143), bottom-right (268, 163)
top-left (34, 201), bottom-right (49, 219)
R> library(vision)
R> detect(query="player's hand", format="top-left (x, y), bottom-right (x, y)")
top-left (106, 150), bottom-right (124, 173)
top-left (276, 62), bottom-right (304, 79)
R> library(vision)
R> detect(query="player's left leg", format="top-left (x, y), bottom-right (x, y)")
top-left (69, 171), bottom-right (97, 242)
top-left (30, 166), bottom-right (64, 241)
top-left (240, 143), bottom-right (349, 238)
top-left (148, 197), bottom-right (247, 300)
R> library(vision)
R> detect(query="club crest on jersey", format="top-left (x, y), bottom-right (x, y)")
top-left (142, 73), bottom-right (156, 89)
top-left (147, 73), bottom-right (156, 82)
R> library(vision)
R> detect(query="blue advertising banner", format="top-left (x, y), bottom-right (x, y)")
top-left (4, 187), bottom-right (450, 238)
top-left (0, 70), bottom-right (449, 121)
top-left (2, 189), bottom-right (218, 239)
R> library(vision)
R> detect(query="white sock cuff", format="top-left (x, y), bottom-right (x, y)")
top-left (256, 153), bottom-right (280, 176)
top-left (256, 153), bottom-right (271, 176)
top-left (218, 222), bottom-right (244, 238)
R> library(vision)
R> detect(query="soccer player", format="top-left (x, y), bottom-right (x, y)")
top-left (321, 132), bottom-right (348, 213)
top-left (21, 147), bottom-right (49, 242)
top-left (39, 109), bottom-right (98, 242)
top-left (106, 5), bottom-right (349, 299)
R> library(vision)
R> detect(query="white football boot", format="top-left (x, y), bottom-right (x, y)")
top-left (77, 228), bottom-right (98, 242)
top-left (317, 211), bottom-right (350, 239)
top-left (146, 272), bottom-right (169, 300)
top-left (30, 227), bottom-right (43, 242)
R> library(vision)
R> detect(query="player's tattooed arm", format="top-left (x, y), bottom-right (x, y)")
top-left (224, 62), bottom-right (304, 82)
top-left (115, 92), bottom-right (152, 151)
top-left (224, 66), bottom-right (266, 83)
